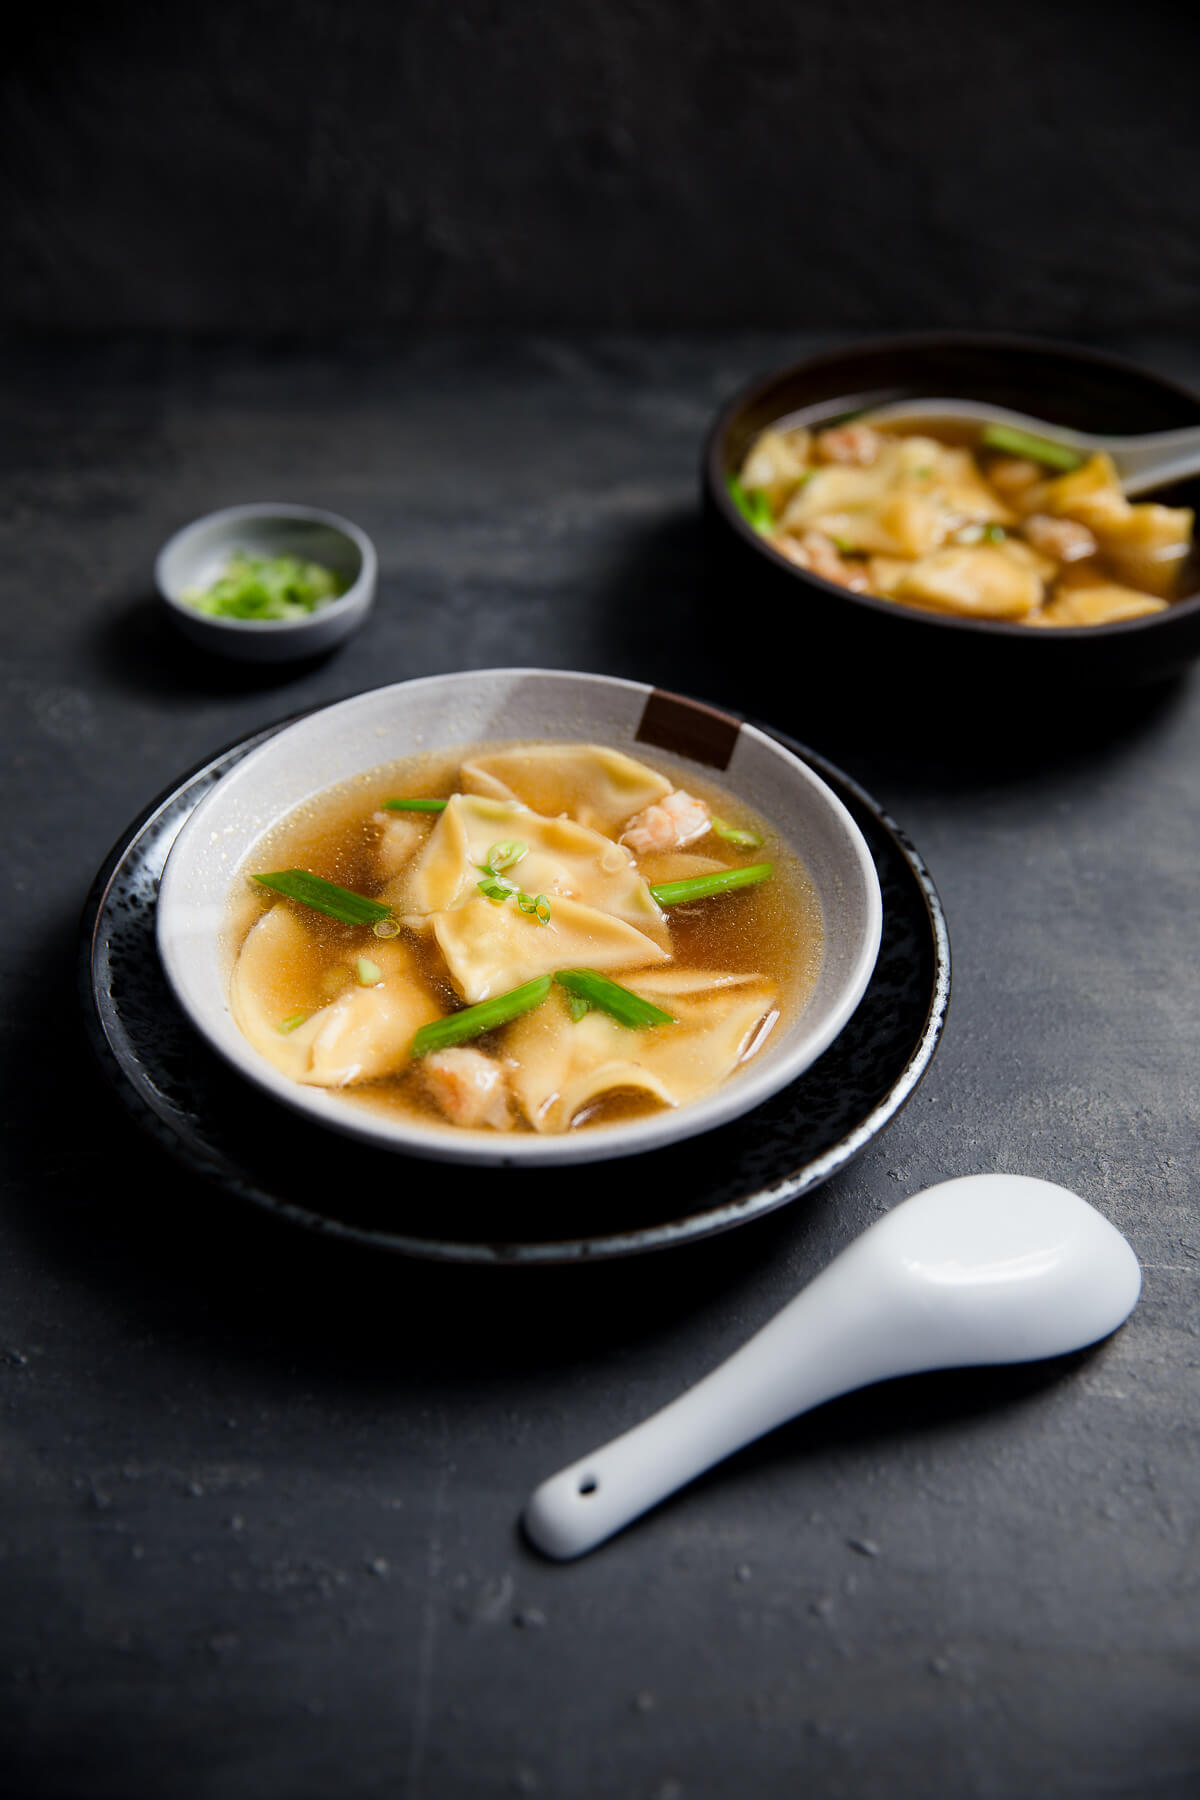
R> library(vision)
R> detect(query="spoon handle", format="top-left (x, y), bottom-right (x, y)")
top-left (1104, 426), bottom-right (1200, 497)
top-left (523, 1243), bottom-right (914, 1561)
top-left (857, 398), bottom-right (1200, 497)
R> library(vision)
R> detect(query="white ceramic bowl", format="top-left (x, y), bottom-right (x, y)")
top-left (155, 502), bottom-right (377, 662)
top-left (155, 669), bottom-right (883, 1166)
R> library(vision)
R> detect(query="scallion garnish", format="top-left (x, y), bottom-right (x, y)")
top-left (478, 875), bottom-right (517, 903)
top-left (252, 869), bottom-right (393, 926)
top-left (475, 860), bottom-right (551, 923)
top-left (649, 862), bottom-right (774, 906)
top-left (382, 797), bottom-right (448, 812)
top-left (356, 958), bottom-right (383, 986)
top-left (712, 816), bottom-right (764, 850)
top-left (484, 840), bottom-right (527, 872)
top-left (727, 474), bottom-right (775, 535)
top-left (982, 522), bottom-right (1007, 543)
top-left (410, 977), bottom-right (553, 1057)
top-left (978, 424), bottom-right (1085, 472)
top-left (554, 970), bottom-right (676, 1028)
top-left (277, 1013), bottom-right (308, 1034)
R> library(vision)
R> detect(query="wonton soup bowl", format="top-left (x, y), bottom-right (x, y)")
top-left (703, 334), bottom-right (1200, 704)
top-left (155, 669), bottom-right (883, 1168)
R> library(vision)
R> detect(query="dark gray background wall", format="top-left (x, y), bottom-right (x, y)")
top-left (5, 0), bottom-right (1199, 337)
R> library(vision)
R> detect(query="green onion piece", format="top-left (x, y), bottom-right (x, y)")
top-left (478, 875), bottom-right (516, 903)
top-left (410, 977), bottom-right (553, 1058)
top-left (180, 551), bottom-right (346, 621)
top-left (914, 466), bottom-right (934, 479)
top-left (253, 869), bottom-right (393, 926)
top-left (712, 816), bottom-right (764, 850)
top-left (277, 1013), bottom-right (308, 1034)
top-left (649, 862), bottom-right (774, 906)
top-left (485, 839), bottom-right (527, 873)
top-left (534, 894), bottom-right (552, 924)
top-left (727, 474), bottom-right (775, 535)
top-left (832, 537), bottom-right (859, 557)
top-left (554, 970), bottom-right (676, 1028)
top-left (356, 958), bottom-right (383, 986)
top-left (566, 992), bottom-right (592, 1022)
top-left (373, 918), bottom-right (401, 939)
top-left (382, 797), bottom-right (448, 812)
top-left (978, 423), bottom-right (1085, 472)
top-left (982, 522), bottom-right (1007, 543)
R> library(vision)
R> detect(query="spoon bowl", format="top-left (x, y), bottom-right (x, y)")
top-left (523, 1174), bottom-right (1141, 1559)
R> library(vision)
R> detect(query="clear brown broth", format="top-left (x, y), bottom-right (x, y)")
top-left (228, 741), bottom-right (825, 1134)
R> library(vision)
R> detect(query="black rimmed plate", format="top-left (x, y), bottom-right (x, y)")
top-left (78, 719), bottom-right (950, 1264)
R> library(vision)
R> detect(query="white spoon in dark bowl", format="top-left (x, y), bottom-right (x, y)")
top-left (523, 1174), bottom-right (1141, 1560)
top-left (860, 397), bottom-right (1200, 497)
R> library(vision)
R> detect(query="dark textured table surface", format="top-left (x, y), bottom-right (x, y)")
top-left (3, 331), bottom-right (1199, 1799)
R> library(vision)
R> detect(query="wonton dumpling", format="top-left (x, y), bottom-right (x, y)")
top-left (505, 971), bottom-right (779, 1133)
top-left (230, 905), bottom-right (440, 1087)
top-left (738, 428), bottom-right (812, 510)
top-left (1026, 453), bottom-right (1128, 529)
top-left (391, 794), bottom-right (667, 941)
top-left (1093, 501), bottom-right (1194, 597)
top-left (373, 810), bottom-right (430, 881)
top-left (888, 544), bottom-right (1045, 619)
top-left (782, 437), bottom-right (1013, 558)
top-left (1029, 583), bottom-right (1168, 627)
top-left (433, 894), bottom-right (668, 1004)
top-left (460, 746), bottom-right (672, 836)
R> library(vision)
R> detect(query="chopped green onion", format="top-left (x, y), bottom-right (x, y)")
top-left (477, 875), bottom-right (552, 923)
top-left (554, 970), bottom-right (676, 1028)
top-left (181, 551), bottom-right (346, 621)
top-left (373, 918), bottom-right (401, 938)
top-left (650, 862), bottom-right (774, 906)
top-left (253, 869), bottom-right (393, 926)
top-left (478, 875), bottom-right (517, 903)
top-left (356, 958), bottom-right (383, 986)
top-left (277, 1013), bottom-right (308, 1034)
top-left (978, 423), bottom-right (1085, 472)
top-left (712, 816), bottom-right (764, 850)
top-left (383, 797), bottom-right (448, 813)
top-left (410, 977), bottom-right (553, 1057)
top-left (566, 992), bottom-right (592, 1022)
top-left (982, 522), bottom-right (1007, 543)
top-left (727, 474), bottom-right (775, 535)
top-left (832, 537), bottom-right (860, 557)
top-left (914, 466), bottom-right (934, 479)
top-left (485, 840), bottom-right (527, 873)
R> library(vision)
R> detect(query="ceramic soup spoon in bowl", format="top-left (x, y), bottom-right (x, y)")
top-left (857, 398), bottom-right (1200, 497)
top-left (523, 1173), bottom-right (1141, 1560)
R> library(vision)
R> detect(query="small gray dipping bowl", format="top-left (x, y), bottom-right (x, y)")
top-left (155, 502), bottom-right (377, 663)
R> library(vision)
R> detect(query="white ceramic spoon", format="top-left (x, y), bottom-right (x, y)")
top-left (859, 397), bottom-right (1200, 497)
top-left (523, 1174), bottom-right (1141, 1560)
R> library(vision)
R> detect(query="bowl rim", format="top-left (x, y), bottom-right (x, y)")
top-left (703, 329), bottom-right (1200, 641)
top-left (154, 500), bottom-right (378, 635)
top-left (154, 667), bottom-right (885, 1168)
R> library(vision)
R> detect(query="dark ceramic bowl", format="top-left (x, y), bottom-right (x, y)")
top-left (702, 334), bottom-right (1200, 697)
